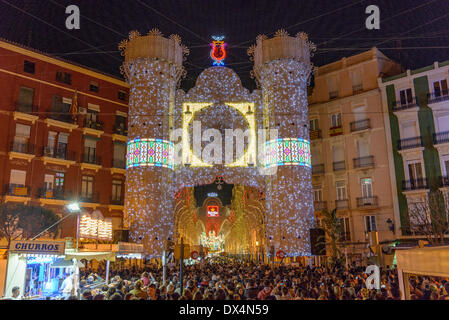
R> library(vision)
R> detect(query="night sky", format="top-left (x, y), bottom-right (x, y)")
top-left (1, 0), bottom-right (449, 91)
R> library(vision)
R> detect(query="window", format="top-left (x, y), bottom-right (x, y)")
top-left (118, 90), bottom-right (127, 101)
top-left (112, 180), bottom-right (123, 202)
top-left (365, 215), bottom-right (377, 232)
top-left (13, 123), bottom-right (31, 152)
top-left (331, 113), bottom-right (342, 128)
top-left (23, 60), bottom-right (35, 74)
top-left (361, 178), bottom-right (373, 198)
top-left (113, 143), bottom-right (126, 168)
top-left (17, 87), bottom-right (34, 112)
top-left (46, 131), bottom-right (68, 158)
top-left (351, 69), bottom-right (363, 93)
top-left (81, 175), bottom-right (94, 199)
top-left (332, 145), bottom-right (344, 162)
top-left (436, 114), bottom-right (449, 133)
top-left (328, 76), bottom-right (338, 99)
top-left (44, 174), bottom-right (54, 191)
top-left (55, 172), bottom-right (65, 190)
top-left (442, 156), bottom-right (449, 177)
top-left (309, 119), bottom-right (319, 131)
top-left (10, 169), bottom-right (26, 187)
top-left (84, 137), bottom-right (97, 163)
top-left (336, 181), bottom-right (347, 200)
top-left (89, 81), bottom-right (99, 93)
top-left (338, 217), bottom-right (350, 241)
top-left (356, 139), bottom-right (370, 158)
top-left (401, 121), bottom-right (418, 139)
top-left (55, 71), bottom-right (72, 85)
top-left (433, 79), bottom-right (448, 96)
top-left (115, 114), bottom-right (127, 134)
top-left (313, 188), bottom-right (323, 202)
top-left (399, 88), bottom-right (413, 105)
top-left (51, 95), bottom-right (72, 122)
top-left (408, 161), bottom-right (424, 182)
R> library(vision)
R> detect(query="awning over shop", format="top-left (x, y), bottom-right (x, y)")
top-left (51, 258), bottom-right (85, 268)
top-left (64, 251), bottom-right (116, 262)
top-left (396, 245), bottom-right (449, 278)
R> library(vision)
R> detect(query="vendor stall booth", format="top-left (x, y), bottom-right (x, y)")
top-left (3, 240), bottom-right (66, 299)
top-left (396, 245), bottom-right (449, 300)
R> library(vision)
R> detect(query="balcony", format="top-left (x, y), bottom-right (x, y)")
top-left (110, 196), bottom-right (124, 206)
top-left (439, 176), bottom-right (449, 188)
top-left (40, 146), bottom-right (76, 168)
top-left (312, 163), bottom-right (324, 175)
top-left (392, 97), bottom-right (419, 112)
top-left (356, 196), bottom-right (378, 208)
top-left (314, 201), bottom-right (327, 212)
top-left (81, 151), bottom-right (102, 172)
top-left (83, 118), bottom-right (104, 138)
top-left (350, 119), bottom-right (370, 132)
top-left (335, 199), bottom-right (349, 210)
top-left (80, 192), bottom-right (100, 206)
top-left (339, 232), bottom-right (351, 242)
top-left (427, 90), bottom-right (449, 104)
top-left (113, 125), bottom-right (128, 136)
top-left (329, 91), bottom-right (338, 100)
top-left (353, 156), bottom-right (374, 169)
top-left (9, 141), bottom-right (35, 162)
top-left (333, 161), bottom-right (346, 171)
top-left (329, 126), bottom-right (343, 137)
top-left (6, 184), bottom-right (30, 197)
top-left (15, 101), bottom-right (38, 114)
top-left (352, 84), bottom-right (363, 94)
top-left (10, 141), bottom-right (34, 154)
top-left (433, 131), bottom-right (449, 145)
top-left (45, 112), bottom-right (78, 132)
top-left (111, 158), bottom-right (126, 174)
top-left (309, 129), bottom-right (322, 140)
top-left (402, 178), bottom-right (429, 191)
top-left (37, 187), bottom-right (68, 205)
top-left (397, 136), bottom-right (423, 151)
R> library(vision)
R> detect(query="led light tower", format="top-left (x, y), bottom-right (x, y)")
top-left (249, 30), bottom-right (316, 256)
top-left (119, 30), bottom-right (189, 256)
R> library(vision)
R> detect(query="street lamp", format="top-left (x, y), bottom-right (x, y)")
top-left (66, 202), bottom-right (82, 251)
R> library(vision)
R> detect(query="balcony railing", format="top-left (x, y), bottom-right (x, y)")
top-left (402, 178), bottom-right (429, 191)
top-left (10, 141), bottom-right (35, 154)
top-left (397, 136), bottom-right (423, 151)
top-left (352, 84), bottom-right (363, 94)
top-left (356, 196), bottom-right (378, 208)
top-left (433, 131), bottom-right (449, 145)
top-left (314, 201), bottom-right (327, 212)
top-left (427, 90), bottom-right (449, 104)
top-left (41, 146), bottom-right (76, 161)
top-left (15, 101), bottom-right (38, 114)
top-left (333, 161), bottom-right (346, 171)
top-left (439, 176), bottom-right (449, 187)
top-left (353, 156), bottom-right (374, 169)
top-left (38, 188), bottom-right (66, 200)
top-left (110, 196), bottom-right (124, 206)
top-left (113, 125), bottom-right (128, 136)
top-left (392, 97), bottom-right (419, 112)
top-left (6, 184), bottom-right (30, 197)
top-left (82, 152), bottom-right (102, 165)
top-left (339, 232), bottom-right (351, 242)
top-left (48, 110), bottom-right (77, 124)
top-left (312, 164), bottom-right (324, 175)
top-left (329, 91), bottom-right (338, 99)
top-left (335, 199), bottom-right (349, 209)
top-left (350, 119), bottom-right (370, 132)
top-left (80, 192), bottom-right (100, 203)
top-left (84, 118), bottom-right (104, 131)
top-left (309, 129), bottom-right (321, 140)
top-left (112, 159), bottom-right (126, 169)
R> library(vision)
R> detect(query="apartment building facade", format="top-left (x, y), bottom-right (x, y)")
top-left (0, 39), bottom-right (129, 240)
top-left (308, 48), bottom-right (403, 260)
top-left (379, 60), bottom-right (449, 237)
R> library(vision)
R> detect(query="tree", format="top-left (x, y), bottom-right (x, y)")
top-left (406, 190), bottom-right (449, 246)
top-left (0, 203), bottom-right (60, 251)
top-left (317, 208), bottom-right (344, 265)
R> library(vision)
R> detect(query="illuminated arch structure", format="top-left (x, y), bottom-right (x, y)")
top-left (120, 29), bottom-right (316, 258)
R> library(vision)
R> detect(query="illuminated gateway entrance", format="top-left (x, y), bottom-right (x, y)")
top-left (119, 29), bottom-right (316, 258)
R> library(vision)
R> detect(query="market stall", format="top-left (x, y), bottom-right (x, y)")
top-left (396, 245), bottom-right (449, 300)
top-left (3, 240), bottom-right (66, 299)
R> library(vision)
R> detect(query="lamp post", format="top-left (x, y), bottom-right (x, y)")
top-left (66, 202), bottom-right (81, 251)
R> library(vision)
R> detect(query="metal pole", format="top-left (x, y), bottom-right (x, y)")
top-left (105, 260), bottom-right (110, 284)
top-left (179, 238), bottom-right (184, 292)
top-left (31, 212), bottom-right (73, 240)
top-left (76, 213), bottom-right (80, 251)
top-left (162, 250), bottom-right (166, 285)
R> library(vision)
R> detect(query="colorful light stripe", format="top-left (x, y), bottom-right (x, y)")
top-left (264, 138), bottom-right (311, 168)
top-left (127, 138), bottom-right (174, 169)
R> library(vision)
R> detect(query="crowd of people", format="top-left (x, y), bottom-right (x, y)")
top-left (60, 257), bottom-right (449, 300)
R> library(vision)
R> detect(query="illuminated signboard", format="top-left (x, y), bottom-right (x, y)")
top-left (207, 206), bottom-right (219, 217)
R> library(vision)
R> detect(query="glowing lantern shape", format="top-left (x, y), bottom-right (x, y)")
top-left (210, 36), bottom-right (226, 66)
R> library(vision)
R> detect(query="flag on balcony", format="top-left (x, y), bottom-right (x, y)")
top-left (70, 90), bottom-right (78, 120)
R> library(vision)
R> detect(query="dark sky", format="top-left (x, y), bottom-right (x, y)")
top-left (1, 0), bottom-right (449, 91)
